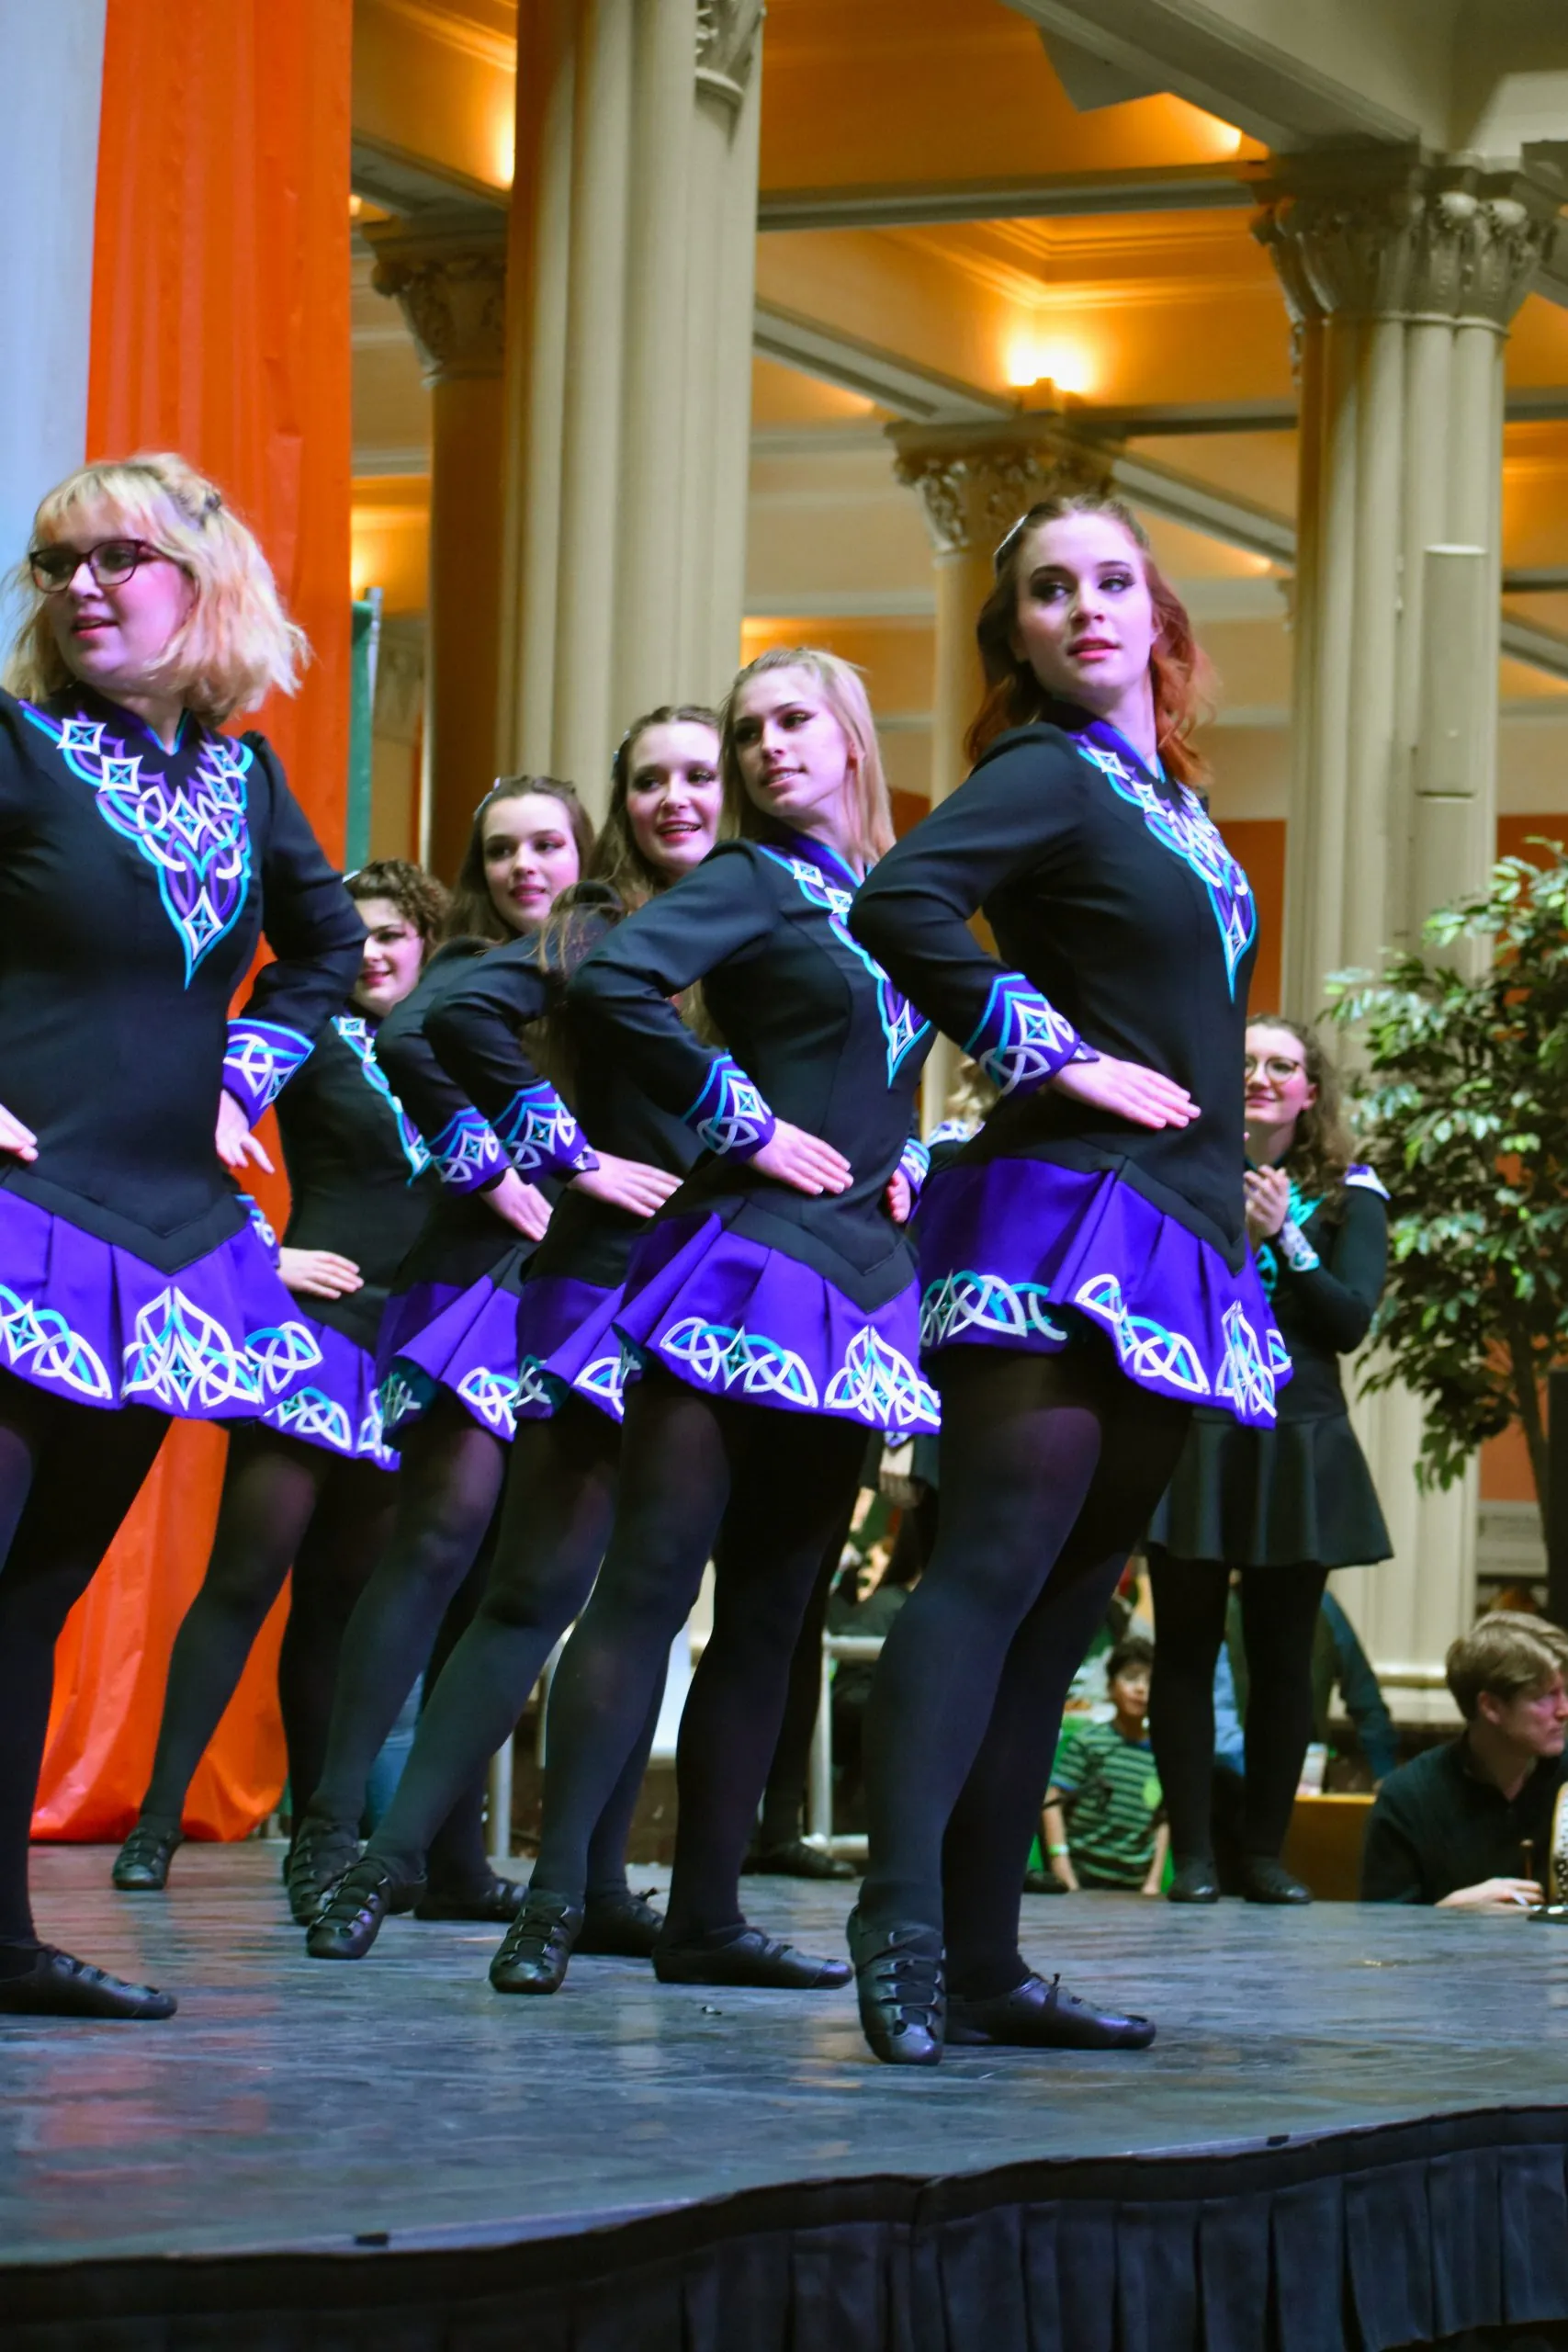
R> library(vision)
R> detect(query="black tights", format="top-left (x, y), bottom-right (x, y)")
top-left (860, 1345), bottom-right (1190, 1996)
top-left (138, 1430), bottom-right (397, 1829)
top-left (367, 1399), bottom-right (656, 1899)
top-left (1146, 1553), bottom-right (1329, 1864)
top-left (757, 1499), bottom-right (858, 1852)
top-left (532, 1371), bottom-right (868, 1939)
top-left (0, 1372), bottom-right (169, 1949)
top-left (304, 1396), bottom-right (508, 1889)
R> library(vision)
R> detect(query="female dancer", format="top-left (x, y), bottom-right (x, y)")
top-left (290, 779), bottom-right (667, 1922)
top-left (306, 707), bottom-right (721, 1960)
top-left (846, 491), bottom-right (1285, 2064)
top-left (1147, 1017), bottom-right (1390, 1904)
top-left (488, 647), bottom-right (940, 1997)
top-left (111, 859), bottom-right (446, 1895)
top-left (0, 453), bottom-right (362, 2015)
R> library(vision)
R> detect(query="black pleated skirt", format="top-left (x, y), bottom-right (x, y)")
top-left (1145, 1406), bottom-right (1392, 1569)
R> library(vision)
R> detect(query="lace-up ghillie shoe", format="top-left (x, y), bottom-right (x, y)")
top-left (489, 1889), bottom-right (584, 1994)
top-left (651, 1925), bottom-right (852, 1988)
top-left (305, 1857), bottom-right (405, 1959)
top-left (285, 1816), bottom-right (360, 1928)
top-left (1239, 1856), bottom-right (1312, 1905)
top-left (1166, 1856), bottom-right (1221, 1904)
top-left (0, 1945), bottom-right (176, 2019)
top-left (111, 1819), bottom-right (183, 1892)
top-left (947, 1970), bottom-right (1156, 2051)
top-left (414, 1872), bottom-right (527, 1923)
top-left (577, 1886), bottom-right (665, 1957)
top-left (847, 1908), bottom-right (945, 2067)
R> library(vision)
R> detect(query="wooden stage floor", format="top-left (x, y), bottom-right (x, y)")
top-left (6, 1842), bottom-right (1568, 2347)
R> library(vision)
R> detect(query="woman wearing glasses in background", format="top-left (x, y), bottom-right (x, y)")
top-left (1145, 1018), bottom-right (1391, 1905)
top-left (0, 454), bottom-right (363, 2016)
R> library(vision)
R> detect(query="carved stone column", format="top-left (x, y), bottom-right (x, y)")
top-left (891, 417), bottom-right (1115, 1128)
top-left (366, 209), bottom-right (508, 883)
top-left (1254, 154), bottom-right (1558, 1711)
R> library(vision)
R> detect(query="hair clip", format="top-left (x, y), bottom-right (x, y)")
top-left (202, 489), bottom-right (223, 518)
top-left (992, 515), bottom-right (1030, 573)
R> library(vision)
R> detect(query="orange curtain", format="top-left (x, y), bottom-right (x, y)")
top-left (34, 0), bottom-right (354, 1841)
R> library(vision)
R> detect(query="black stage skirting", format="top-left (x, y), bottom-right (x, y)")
top-left (6, 1848), bottom-right (1568, 2352)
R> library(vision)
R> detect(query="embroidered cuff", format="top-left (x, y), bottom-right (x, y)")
top-left (492, 1080), bottom-right (598, 1178)
top-left (897, 1136), bottom-right (931, 1206)
top-left (223, 1019), bottom-right (313, 1123)
top-left (235, 1191), bottom-right (279, 1261)
top-left (684, 1052), bottom-right (776, 1161)
top-left (926, 1117), bottom-right (976, 1152)
top-left (964, 972), bottom-right (1090, 1097)
top-left (1278, 1218), bottom-right (1321, 1274)
top-left (427, 1105), bottom-right (508, 1193)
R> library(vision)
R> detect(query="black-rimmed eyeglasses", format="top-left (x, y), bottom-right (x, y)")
top-left (28, 539), bottom-right (165, 594)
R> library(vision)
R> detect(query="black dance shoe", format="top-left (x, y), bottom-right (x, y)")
top-left (305, 1857), bottom-right (403, 1959)
top-left (489, 1889), bottom-right (584, 1995)
top-left (112, 1818), bottom-right (183, 1893)
top-left (651, 1924), bottom-right (852, 1989)
top-left (1022, 1866), bottom-right (1068, 1895)
top-left (414, 1872), bottom-right (527, 1923)
top-left (947, 1969), bottom-right (1156, 2051)
top-left (0, 1945), bottom-right (176, 2020)
top-left (285, 1816), bottom-right (360, 1927)
top-left (578, 1886), bottom-right (665, 1957)
top-left (1239, 1856), bottom-right (1312, 1905)
top-left (846, 1908), bottom-right (945, 2067)
top-left (1166, 1857), bottom-right (1222, 1905)
top-left (743, 1838), bottom-right (856, 1882)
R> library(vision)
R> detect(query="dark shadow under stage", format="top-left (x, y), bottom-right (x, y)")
top-left (6, 1847), bottom-right (1568, 2351)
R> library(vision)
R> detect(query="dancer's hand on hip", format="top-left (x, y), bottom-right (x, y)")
top-left (751, 1120), bottom-right (852, 1196)
top-left (1049, 1054), bottom-right (1196, 1130)
top-left (885, 1170), bottom-right (914, 1225)
top-left (0, 1102), bottom-right (38, 1162)
top-left (217, 1088), bottom-right (273, 1172)
top-left (570, 1154), bottom-right (682, 1217)
top-left (484, 1168), bottom-right (552, 1240)
top-left (280, 1247), bottom-right (364, 1300)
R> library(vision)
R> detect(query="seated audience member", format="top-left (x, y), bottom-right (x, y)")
top-left (1043, 1636), bottom-right (1168, 1894)
top-left (1360, 1613), bottom-right (1568, 1906)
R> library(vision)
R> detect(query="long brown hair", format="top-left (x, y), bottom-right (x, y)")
top-left (1249, 1015), bottom-right (1359, 1206)
top-left (965, 492), bottom-right (1214, 789)
top-left (720, 646), bottom-right (894, 868)
top-left (445, 775), bottom-right (594, 943)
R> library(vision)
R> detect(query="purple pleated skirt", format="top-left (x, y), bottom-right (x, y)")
top-left (0, 1186), bottom-right (331, 1419)
top-left (917, 1157), bottom-right (1288, 1429)
top-left (375, 1276), bottom-right (523, 1443)
top-left (514, 1274), bottom-right (628, 1424)
top-left (256, 1314), bottom-right (397, 1469)
top-left (615, 1213), bottom-right (940, 1435)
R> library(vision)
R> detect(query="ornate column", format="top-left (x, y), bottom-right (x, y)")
top-left (1255, 155), bottom-right (1559, 1710)
top-left (891, 417), bottom-right (1115, 1129)
top-left (366, 208), bottom-right (508, 885)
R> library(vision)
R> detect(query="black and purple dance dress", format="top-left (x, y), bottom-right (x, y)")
top-left (423, 890), bottom-right (702, 1423)
top-left (851, 706), bottom-right (1285, 1426)
top-left (371, 942), bottom-right (596, 1444)
top-left (566, 830), bottom-right (939, 1436)
top-left (257, 1007), bottom-right (443, 1466)
top-left (0, 686), bottom-right (363, 1419)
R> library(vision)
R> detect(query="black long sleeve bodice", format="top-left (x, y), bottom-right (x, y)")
top-left (1256, 1174), bottom-right (1388, 1424)
top-left (0, 685), bottom-right (363, 1271)
top-left (274, 1010), bottom-right (443, 1351)
top-left (425, 903), bottom-right (702, 1292)
top-left (849, 713), bottom-right (1258, 1269)
top-left (566, 833), bottom-right (931, 1311)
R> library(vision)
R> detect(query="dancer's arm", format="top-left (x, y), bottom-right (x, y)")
top-left (1250, 1176), bottom-right (1389, 1355)
top-left (378, 948), bottom-right (550, 1238)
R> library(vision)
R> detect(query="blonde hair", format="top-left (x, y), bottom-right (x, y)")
top-left (720, 646), bottom-right (894, 868)
top-left (4, 453), bottom-right (308, 724)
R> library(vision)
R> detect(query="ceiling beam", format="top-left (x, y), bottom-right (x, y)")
top-left (350, 133), bottom-right (507, 219)
top-left (752, 302), bottom-right (1012, 424)
top-left (758, 164), bottom-right (1255, 233)
top-left (1501, 614), bottom-right (1568, 684)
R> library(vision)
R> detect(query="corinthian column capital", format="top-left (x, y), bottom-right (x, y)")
top-left (364, 209), bottom-right (508, 385)
top-left (1253, 154), bottom-right (1560, 334)
top-left (697, 0), bottom-right (763, 107)
top-left (889, 415), bottom-right (1117, 560)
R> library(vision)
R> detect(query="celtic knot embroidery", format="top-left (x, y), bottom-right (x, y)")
top-left (577, 1352), bottom-right (626, 1416)
top-left (456, 1363), bottom-right (521, 1439)
top-left (357, 1395), bottom-right (395, 1464)
top-left (377, 1369), bottom-right (423, 1435)
top-left (428, 1105), bottom-right (506, 1192)
top-left (920, 1270), bottom-right (1068, 1351)
top-left (660, 1317), bottom-right (818, 1407)
top-left (897, 1136), bottom-right (931, 1203)
top-left (758, 845), bottom-right (930, 1085)
top-left (224, 1020), bottom-right (313, 1121)
top-left (271, 1388), bottom-right (355, 1453)
top-left (333, 1017), bottom-right (431, 1179)
top-left (822, 1328), bottom-right (940, 1431)
top-left (1072, 1272), bottom-right (1212, 1397)
top-left (1213, 1301), bottom-right (1279, 1421)
top-left (247, 1320), bottom-right (326, 1396)
top-left (24, 706), bottom-right (255, 984)
top-left (120, 1290), bottom-right (321, 1413)
top-left (514, 1358), bottom-right (558, 1415)
top-left (493, 1080), bottom-right (592, 1176)
top-left (1075, 740), bottom-right (1257, 1000)
top-left (966, 972), bottom-right (1084, 1095)
top-left (0, 1283), bottom-right (113, 1400)
top-left (684, 1053), bottom-right (775, 1159)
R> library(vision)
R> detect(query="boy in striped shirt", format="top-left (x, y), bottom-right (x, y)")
top-left (1043, 1636), bottom-right (1168, 1894)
